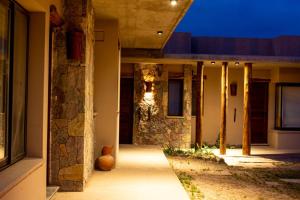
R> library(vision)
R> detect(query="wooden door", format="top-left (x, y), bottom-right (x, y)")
top-left (250, 81), bottom-right (269, 144)
top-left (119, 78), bottom-right (134, 144)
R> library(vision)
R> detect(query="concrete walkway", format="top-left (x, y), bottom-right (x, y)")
top-left (213, 146), bottom-right (300, 168)
top-left (53, 145), bottom-right (189, 200)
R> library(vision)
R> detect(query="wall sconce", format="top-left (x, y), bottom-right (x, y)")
top-left (145, 81), bottom-right (153, 93)
top-left (230, 82), bottom-right (238, 96)
top-left (67, 29), bottom-right (84, 61)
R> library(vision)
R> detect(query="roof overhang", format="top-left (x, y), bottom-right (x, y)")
top-left (122, 53), bottom-right (300, 68)
top-left (93, 0), bottom-right (193, 49)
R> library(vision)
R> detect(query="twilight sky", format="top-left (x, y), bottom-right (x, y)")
top-left (176, 0), bottom-right (300, 38)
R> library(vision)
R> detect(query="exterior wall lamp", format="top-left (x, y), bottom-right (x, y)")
top-left (145, 81), bottom-right (153, 93)
top-left (230, 82), bottom-right (238, 96)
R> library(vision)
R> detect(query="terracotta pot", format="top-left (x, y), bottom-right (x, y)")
top-left (95, 155), bottom-right (114, 171)
top-left (102, 146), bottom-right (113, 155)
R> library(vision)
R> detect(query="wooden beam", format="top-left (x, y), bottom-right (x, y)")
top-left (243, 63), bottom-right (252, 155)
top-left (195, 61), bottom-right (204, 147)
top-left (220, 62), bottom-right (228, 155)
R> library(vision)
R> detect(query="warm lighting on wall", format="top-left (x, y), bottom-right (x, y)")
top-left (170, 0), bottom-right (178, 6)
top-left (211, 61), bottom-right (215, 65)
top-left (235, 62), bottom-right (240, 66)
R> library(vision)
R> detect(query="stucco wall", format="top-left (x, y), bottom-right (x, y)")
top-left (94, 20), bottom-right (120, 162)
top-left (133, 64), bottom-right (192, 148)
top-left (192, 67), bottom-right (279, 146)
top-left (0, 0), bottom-right (54, 199)
top-left (1, 165), bottom-right (45, 200)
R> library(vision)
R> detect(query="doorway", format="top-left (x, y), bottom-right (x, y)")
top-left (250, 80), bottom-right (269, 144)
top-left (119, 78), bottom-right (134, 144)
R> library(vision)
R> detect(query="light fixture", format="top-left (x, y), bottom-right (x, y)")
top-left (211, 61), bottom-right (215, 65)
top-left (230, 82), bottom-right (238, 96)
top-left (235, 62), bottom-right (239, 66)
top-left (157, 31), bottom-right (163, 36)
top-left (170, 0), bottom-right (178, 6)
top-left (145, 81), bottom-right (153, 93)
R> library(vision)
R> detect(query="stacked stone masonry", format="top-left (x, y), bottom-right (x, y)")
top-left (133, 64), bottom-right (192, 148)
top-left (49, 0), bottom-right (94, 192)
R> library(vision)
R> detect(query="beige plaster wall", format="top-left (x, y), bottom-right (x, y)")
top-left (1, 165), bottom-right (44, 200)
top-left (192, 67), bottom-right (276, 146)
top-left (201, 67), bottom-right (221, 144)
top-left (94, 20), bottom-right (120, 161)
top-left (0, 0), bottom-right (55, 199)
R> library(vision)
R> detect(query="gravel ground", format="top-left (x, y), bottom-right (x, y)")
top-left (168, 156), bottom-right (300, 200)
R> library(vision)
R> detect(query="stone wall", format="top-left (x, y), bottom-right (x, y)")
top-left (49, 0), bottom-right (94, 192)
top-left (83, 0), bottom-right (95, 186)
top-left (133, 64), bottom-right (192, 148)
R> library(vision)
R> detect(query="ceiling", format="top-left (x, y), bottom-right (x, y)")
top-left (93, 0), bottom-right (193, 49)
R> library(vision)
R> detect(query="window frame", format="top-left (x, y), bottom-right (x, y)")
top-left (0, 0), bottom-right (29, 171)
top-left (168, 78), bottom-right (184, 117)
top-left (275, 82), bottom-right (300, 131)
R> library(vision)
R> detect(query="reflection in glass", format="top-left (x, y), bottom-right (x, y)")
top-left (0, 0), bottom-right (8, 161)
top-left (11, 7), bottom-right (28, 161)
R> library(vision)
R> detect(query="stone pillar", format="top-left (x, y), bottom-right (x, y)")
top-left (49, 0), bottom-right (94, 191)
top-left (243, 63), bottom-right (252, 155)
top-left (220, 62), bottom-right (228, 155)
top-left (182, 65), bottom-right (192, 148)
top-left (133, 64), bottom-right (192, 148)
top-left (195, 61), bottom-right (204, 147)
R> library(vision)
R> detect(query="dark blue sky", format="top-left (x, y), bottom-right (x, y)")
top-left (176, 0), bottom-right (300, 38)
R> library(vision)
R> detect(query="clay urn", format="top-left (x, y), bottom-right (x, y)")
top-left (95, 155), bottom-right (114, 171)
top-left (101, 146), bottom-right (113, 155)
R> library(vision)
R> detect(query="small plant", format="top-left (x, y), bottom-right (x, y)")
top-left (177, 172), bottom-right (203, 200)
top-left (163, 145), bottom-right (224, 163)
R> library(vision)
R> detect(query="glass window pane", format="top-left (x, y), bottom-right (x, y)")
top-left (282, 86), bottom-right (300, 128)
top-left (168, 79), bottom-right (183, 116)
top-left (11, 7), bottom-right (28, 161)
top-left (0, 0), bottom-right (8, 161)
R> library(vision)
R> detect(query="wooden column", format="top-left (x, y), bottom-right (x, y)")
top-left (195, 61), bottom-right (204, 147)
top-left (220, 62), bottom-right (228, 155)
top-left (243, 63), bottom-right (252, 155)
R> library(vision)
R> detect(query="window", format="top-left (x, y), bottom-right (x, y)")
top-left (0, 0), bottom-right (28, 170)
top-left (168, 79), bottom-right (183, 116)
top-left (275, 83), bottom-right (300, 130)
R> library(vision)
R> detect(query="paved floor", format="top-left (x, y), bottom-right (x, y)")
top-left (213, 146), bottom-right (300, 168)
top-left (52, 145), bottom-right (189, 200)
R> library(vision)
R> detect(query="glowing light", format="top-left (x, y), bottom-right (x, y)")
top-left (170, 0), bottom-right (178, 6)
top-left (157, 31), bottom-right (163, 36)
top-left (144, 92), bottom-right (153, 100)
top-left (235, 62), bottom-right (240, 66)
top-left (211, 61), bottom-right (215, 65)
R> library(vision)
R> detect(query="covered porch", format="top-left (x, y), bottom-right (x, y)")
top-left (122, 52), bottom-right (300, 156)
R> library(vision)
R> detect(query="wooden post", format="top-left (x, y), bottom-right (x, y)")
top-left (195, 61), bottom-right (204, 147)
top-left (243, 63), bottom-right (252, 155)
top-left (220, 62), bottom-right (228, 155)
